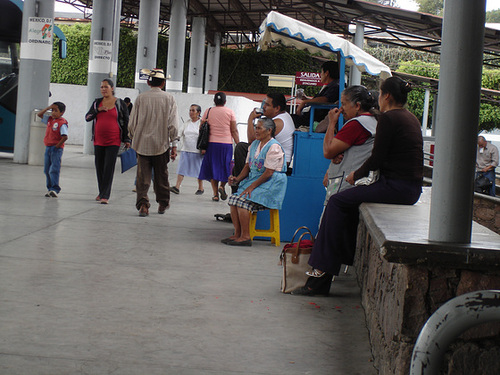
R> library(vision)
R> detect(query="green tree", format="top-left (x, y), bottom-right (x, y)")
top-left (397, 60), bottom-right (500, 132)
top-left (416, 0), bottom-right (443, 16)
top-left (486, 9), bottom-right (500, 23)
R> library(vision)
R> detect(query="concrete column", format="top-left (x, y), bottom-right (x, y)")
top-left (429, 0), bottom-right (486, 243)
top-left (84, 0), bottom-right (122, 154)
top-left (187, 17), bottom-right (206, 94)
top-left (14, 0), bottom-right (55, 164)
top-left (165, 0), bottom-right (188, 92)
top-left (204, 42), bottom-right (215, 94)
top-left (204, 32), bottom-right (221, 93)
top-left (134, 0), bottom-right (160, 93)
top-left (350, 23), bottom-right (364, 86)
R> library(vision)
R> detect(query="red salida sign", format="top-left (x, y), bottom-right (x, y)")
top-left (295, 72), bottom-right (323, 86)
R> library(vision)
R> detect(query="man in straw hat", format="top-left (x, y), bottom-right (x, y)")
top-left (128, 68), bottom-right (179, 216)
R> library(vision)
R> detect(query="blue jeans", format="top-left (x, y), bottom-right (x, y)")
top-left (44, 146), bottom-right (64, 193)
top-left (476, 170), bottom-right (496, 196)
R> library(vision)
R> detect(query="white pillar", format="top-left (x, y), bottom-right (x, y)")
top-left (350, 23), bottom-right (364, 86)
top-left (187, 17), bottom-right (206, 94)
top-left (14, 0), bottom-right (55, 163)
top-left (204, 32), bottom-right (221, 93)
top-left (165, 0), bottom-right (188, 92)
top-left (428, 0), bottom-right (486, 243)
top-left (84, 0), bottom-right (122, 154)
top-left (135, 0), bottom-right (160, 93)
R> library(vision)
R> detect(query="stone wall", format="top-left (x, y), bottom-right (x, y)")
top-left (355, 220), bottom-right (500, 374)
top-left (473, 194), bottom-right (500, 235)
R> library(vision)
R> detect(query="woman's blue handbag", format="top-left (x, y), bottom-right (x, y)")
top-left (119, 148), bottom-right (137, 173)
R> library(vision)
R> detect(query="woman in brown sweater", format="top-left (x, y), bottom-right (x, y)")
top-left (293, 77), bottom-right (423, 296)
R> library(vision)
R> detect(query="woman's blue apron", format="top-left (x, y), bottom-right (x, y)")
top-left (236, 138), bottom-right (288, 209)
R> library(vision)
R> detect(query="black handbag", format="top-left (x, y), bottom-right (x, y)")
top-left (475, 174), bottom-right (492, 194)
top-left (196, 108), bottom-right (211, 151)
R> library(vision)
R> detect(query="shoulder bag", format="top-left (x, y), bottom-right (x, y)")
top-left (196, 107), bottom-right (211, 151)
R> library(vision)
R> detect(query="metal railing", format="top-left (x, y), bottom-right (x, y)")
top-left (410, 290), bottom-right (500, 375)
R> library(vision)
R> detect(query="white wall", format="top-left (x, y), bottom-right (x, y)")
top-left (49, 83), bottom-right (257, 145)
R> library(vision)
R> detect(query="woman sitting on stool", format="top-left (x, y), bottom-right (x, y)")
top-left (223, 118), bottom-right (288, 246)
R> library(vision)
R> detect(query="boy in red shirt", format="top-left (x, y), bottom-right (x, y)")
top-left (38, 102), bottom-right (68, 197)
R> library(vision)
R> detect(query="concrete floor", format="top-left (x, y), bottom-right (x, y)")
top-left (0, 146), bottom-right (376, 375)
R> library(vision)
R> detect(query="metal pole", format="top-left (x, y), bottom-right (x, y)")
top-left (410, 290), bottom-right (500, 375)
top-left (422, 88), bottom-right (430, 135)
top-left (135, 0), bottom-right (160, 93)
top-left (428, 0), bottom-right (486, 243)
top-left (165, 0), bottom-right (188, 92)
top-left (14, 0), bottom-right (54, 163)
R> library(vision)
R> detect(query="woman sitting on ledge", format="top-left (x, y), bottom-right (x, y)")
top-left (292, 76), bottom-right (424, 296)
top-left (222, 118), bottom-right (288, 247)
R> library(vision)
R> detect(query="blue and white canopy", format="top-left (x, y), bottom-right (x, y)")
top-left (258, 11), bottom-right (392, 80)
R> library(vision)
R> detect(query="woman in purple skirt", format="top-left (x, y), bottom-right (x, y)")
top-left (198, 92), bottom-right (240, 201)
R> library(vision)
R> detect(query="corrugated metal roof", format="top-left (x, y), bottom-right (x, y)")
top-left (58, 0), bottom-right (500, 68)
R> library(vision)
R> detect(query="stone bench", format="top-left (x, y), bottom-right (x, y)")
top-left (354, 188), bottom-right (500, 374)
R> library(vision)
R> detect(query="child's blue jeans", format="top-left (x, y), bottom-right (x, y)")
top-left (44, 146), bottom-right (64, 193)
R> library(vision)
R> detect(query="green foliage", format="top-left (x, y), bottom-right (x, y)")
top-left (397, 60), bottom-right (500, 132)
top-left (51, 24), bottom-right (171, 88)
top-left (51, 23), bottom-right (91, 85)
top-left (116, 27), bottom-right (137, 88)
top-left (219, 46), bottom-right (320, 95)
top-left (365, 46), bottom-right (440, 71)
top-left (486, 9), bottom-right (500, 23)
top-left (415, 0), bottom-right (443, 16)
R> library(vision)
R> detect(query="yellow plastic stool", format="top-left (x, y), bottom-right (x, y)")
top-left (249, 209), bottom-right (280, 246)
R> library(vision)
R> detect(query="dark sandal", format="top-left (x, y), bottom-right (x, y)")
top-left (212, 196), bottom-right (219, 202)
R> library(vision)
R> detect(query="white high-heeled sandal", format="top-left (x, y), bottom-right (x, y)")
top-left (306, 269), bottom-right (325, 278)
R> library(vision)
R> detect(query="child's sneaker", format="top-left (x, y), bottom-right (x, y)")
top-left (49, 191), bottom-right (58, 198)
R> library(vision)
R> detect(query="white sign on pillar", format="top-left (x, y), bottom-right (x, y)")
top-left (88, 40), bottom-right (113, 74)
top-left (20, 17), bottom-right (53, 61)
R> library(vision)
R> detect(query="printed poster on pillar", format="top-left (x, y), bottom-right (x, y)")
top-left (20, 17), bottom-right (53, 61)
top-left (89, 40), bottom-right (113, 74)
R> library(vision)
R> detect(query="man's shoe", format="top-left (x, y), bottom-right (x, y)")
top-left (158, 203), bottom-right (168, 214)
top-left (45, 191), bottom-right (51, 197)
top-left (49, 191), bottom-right (58, 198)
top-left (139, 205), bottom-right (149, 217)
top-left (290, 286), bottom-right (329, 297)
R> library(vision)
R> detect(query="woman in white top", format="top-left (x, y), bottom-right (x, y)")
top-left (170, 104), bottom-right (204, 195)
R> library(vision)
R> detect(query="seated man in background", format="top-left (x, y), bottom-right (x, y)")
top-left (291, 60), bottom-right (340, 128)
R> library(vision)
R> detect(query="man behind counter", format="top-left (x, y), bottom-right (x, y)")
top-left (291, 60), bottom-right (340, 128)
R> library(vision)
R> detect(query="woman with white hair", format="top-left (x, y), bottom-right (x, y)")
top-left (223, 118), bottom-right (288, 246)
